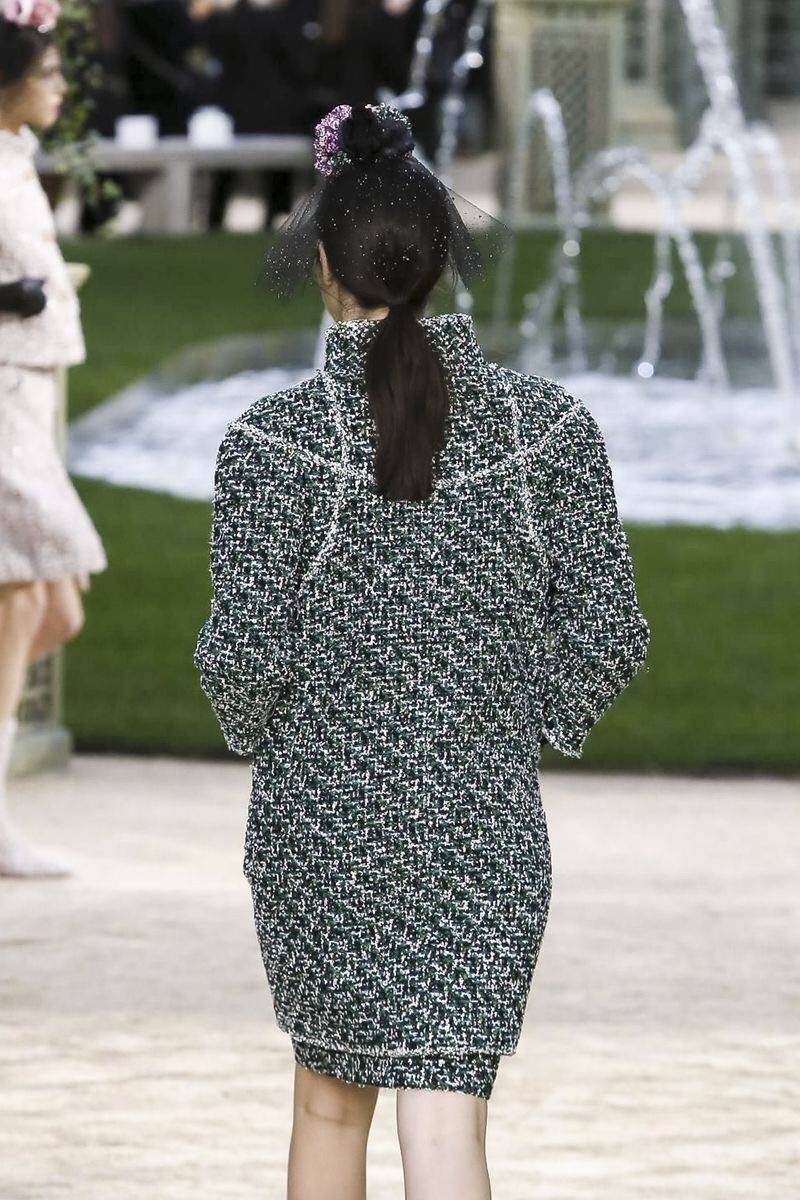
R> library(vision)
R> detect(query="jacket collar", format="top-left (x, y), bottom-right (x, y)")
top-left (321, 311), bottom-right (489, 392)
top-left (0, 124), bottom-right (39, 159)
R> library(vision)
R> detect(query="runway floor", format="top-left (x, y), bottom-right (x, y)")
top-left (1, 756), bottom-right (797, 1199)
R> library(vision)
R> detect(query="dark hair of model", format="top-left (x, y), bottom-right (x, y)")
top-left (317, 106), bottom-right (457, 503)
top-left (0, 20), bottom-right (51, 89)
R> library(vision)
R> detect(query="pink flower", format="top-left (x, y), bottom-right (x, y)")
top-left (313, 104), bottom-right (353, 177)
top-left (31, 0), bottom-right (60, 29)
top-left (2, 0), bottom-right (34, 22)
top-left (2, 0), bottom-right (60, 30)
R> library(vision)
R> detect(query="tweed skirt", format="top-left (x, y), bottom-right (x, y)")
top-left (0, 363), bottom-right (107, 589)
top-left (292, 1037), bottom-right (502, 1100)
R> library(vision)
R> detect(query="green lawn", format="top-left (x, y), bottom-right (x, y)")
top-left (59, 231), bottom-right (798, 772)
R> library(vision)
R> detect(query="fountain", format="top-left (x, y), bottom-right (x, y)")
top-left (380, 0), bottom-right (492, 186)
top-left (67, 0), bottom-right (800, 529)
top-left (493, 0), bottom-right (800, 446)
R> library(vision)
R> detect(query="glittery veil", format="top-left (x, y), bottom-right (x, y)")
top-left (257, 151), bottom-right (511, 303)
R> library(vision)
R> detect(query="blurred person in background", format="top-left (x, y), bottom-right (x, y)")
top-left (121, 0), bottom-right (218, 135)
top-left (313, 0), bottom-right (417, 115)
top-left (312, 1), bottom-right (493, 167)
top-left (78, 0), bottom-right (131, 232)
top-left (85, 0), bottom-right (131, 139)
top-left (78, 0), bottom-right (221, 232)
top-left (0, 0), bottom-right (107, 878)
top-left (409, 0), bottom-right (490, 163)
top-left (192, 0), bottom-right (318, 231)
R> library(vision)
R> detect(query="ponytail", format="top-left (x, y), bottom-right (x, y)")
top-left (364, 303), bottom-right (450, 502)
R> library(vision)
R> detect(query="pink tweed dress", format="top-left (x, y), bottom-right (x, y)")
top-left (0, 124), bottom-right (106, 590)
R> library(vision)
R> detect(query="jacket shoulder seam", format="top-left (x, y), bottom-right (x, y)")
top-left (227, 419), bottom-right (345, 476)
top-left (228, 398), bottom-right (586, 490)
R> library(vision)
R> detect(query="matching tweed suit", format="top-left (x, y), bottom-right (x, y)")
top-left (194, 311), bottom-right (650, 1099)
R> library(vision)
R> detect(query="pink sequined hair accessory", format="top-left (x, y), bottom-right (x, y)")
top-left (1, 0), bottom-right (60, 32)
top-left (313, 102), bottom-right (414, 177)
top-left (262, 100), bottom-right (512, 301)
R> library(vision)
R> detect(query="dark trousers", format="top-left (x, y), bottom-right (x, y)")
top-left (207, 168), bottom-right (294, 231)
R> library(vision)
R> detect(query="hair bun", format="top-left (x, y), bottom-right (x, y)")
top-left (339, 103), bottom-right (415, 168)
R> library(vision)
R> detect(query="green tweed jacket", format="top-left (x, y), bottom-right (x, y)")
top-left (194, 311), bottom-right (650, 1058)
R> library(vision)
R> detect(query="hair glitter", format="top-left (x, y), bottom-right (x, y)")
top-left (313, 102), bottom-right (414, 178)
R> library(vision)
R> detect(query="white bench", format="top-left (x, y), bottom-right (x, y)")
top-left (36, 134), bottom-right (314, 233)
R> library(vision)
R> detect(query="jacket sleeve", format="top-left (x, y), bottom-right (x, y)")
top-left (193, 420), bottom-right (306, 756)
top-left (538, 399), bottom-right (650, 758)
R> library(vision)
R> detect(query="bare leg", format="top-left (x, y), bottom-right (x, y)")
top-left (0, 577), bottom-right (83, 877)
top-left (25, 576), bottom-right (84, 667)
top-left (396, 1088), bottom-right (491, 1200)
top-left (0, 580), bottom-right (47, 720)
top-left (288, 1063), bottom-right (379, 1200)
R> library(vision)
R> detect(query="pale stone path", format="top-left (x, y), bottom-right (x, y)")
top-left (1, 756), bottom-right (797, 1199)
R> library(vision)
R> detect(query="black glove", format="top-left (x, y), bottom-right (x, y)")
top-left (0, 277), bottom-right (48, 318)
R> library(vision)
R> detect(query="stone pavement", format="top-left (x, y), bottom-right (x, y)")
top-left (1, 755), bottom-right (797, 1200)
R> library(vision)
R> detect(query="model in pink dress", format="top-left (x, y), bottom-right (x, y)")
top-left (0, 3), bottom-right (107, 877)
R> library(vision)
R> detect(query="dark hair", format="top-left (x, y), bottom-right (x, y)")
top-left (317, 106), bottom-right (456, 503)
top-left (0, 19), bottom-right (51, 88)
